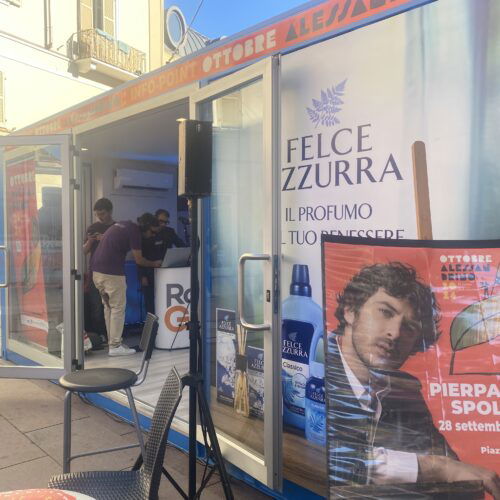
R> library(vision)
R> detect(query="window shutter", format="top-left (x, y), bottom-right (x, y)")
top-left (103, 0), bottom-right (115, 37)
top-left (0, 72), bottom-right (5, 124)
top-left (80, 0), bottom-right (93, 31)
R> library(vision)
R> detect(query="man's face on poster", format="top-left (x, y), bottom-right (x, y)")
top-left (344, 288), bottom-right (423, 371)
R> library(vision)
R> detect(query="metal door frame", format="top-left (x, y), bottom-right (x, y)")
top-left (190, 57), bottom-right (282, 490)
top-left (0, 134), bottom-right (76, 379)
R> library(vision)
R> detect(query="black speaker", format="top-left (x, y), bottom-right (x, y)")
top-left (178, 119), bottom-right (212, 198)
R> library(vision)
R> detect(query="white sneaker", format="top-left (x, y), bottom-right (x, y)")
top-left (108, 344), bottom-right (137, 357)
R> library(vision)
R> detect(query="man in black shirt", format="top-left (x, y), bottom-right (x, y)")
top-left (155, 209), bottom-right (185, 251)
top-left (138, 209), bottom-right (185, 314)
top-left (139, 215), bottom-right (163, 314)
top-left (83, 198), bottom-right (114, 348)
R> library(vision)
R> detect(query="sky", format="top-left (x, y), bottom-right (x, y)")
top-left (164, 0), bottom-right (311, 40)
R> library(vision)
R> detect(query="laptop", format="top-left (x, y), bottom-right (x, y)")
top-left (161, 247), bottom-right (191, 268)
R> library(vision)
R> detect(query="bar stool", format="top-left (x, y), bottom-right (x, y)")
top-left (59, 312), bottom-right (159, 473)
top-left (49, 368), bottom-right (183, 499)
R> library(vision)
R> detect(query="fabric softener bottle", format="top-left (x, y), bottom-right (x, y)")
top-left (282, 264), bottom-right (323, 431)
top-left (305, 336), bottom-right (326, 445)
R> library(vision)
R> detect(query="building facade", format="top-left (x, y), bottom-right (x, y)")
top-left (0, 0), bottom-right (182, 134)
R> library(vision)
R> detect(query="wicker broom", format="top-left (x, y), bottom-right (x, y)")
top-left (234, 323), bottom-right (250, 417)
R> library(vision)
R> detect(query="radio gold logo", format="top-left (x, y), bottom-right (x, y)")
top-left (164, 305), bottom-right (189, 331)
top-left (165, 283), bottom-right (190, 332)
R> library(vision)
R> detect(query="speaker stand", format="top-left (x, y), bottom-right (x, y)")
top-left (169, 196), bottom-right (233, 499)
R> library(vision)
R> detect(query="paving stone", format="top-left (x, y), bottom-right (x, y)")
top-left (0, 416), bottom-right (45, 469)
top-left (0, 456), bottom-right (60, 491)
top-left (27, 417), bottom-right (140, 472)
top-left (0, 368), bottom-right (267, 498)
top-left (0, 378), bottom-right (89, 433)
top-left (76, 399), bottom-right (141, 436)
top-left (31, 379), bottom-right (147, 436)
top-left (30, 379), bottom-right (67, 400)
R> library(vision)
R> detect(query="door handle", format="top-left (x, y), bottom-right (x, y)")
top-left (0, 245), bottom-right (9, 288)
top-left (238, 253), bottom-right (271, 331)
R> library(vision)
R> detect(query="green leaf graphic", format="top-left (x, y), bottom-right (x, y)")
top-left (450, 295), bottom-right (500, 351)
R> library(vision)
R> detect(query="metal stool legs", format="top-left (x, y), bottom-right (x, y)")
top-left (63, 391), bottom-right (72, 473)
top-left (62, 389), bottom-right (146, 473)
top-left (125, 387), bottom-right (146, 457)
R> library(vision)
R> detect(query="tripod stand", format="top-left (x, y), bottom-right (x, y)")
top-left (169, 196), bottom-right (233, 500)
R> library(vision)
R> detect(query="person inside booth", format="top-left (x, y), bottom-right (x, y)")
top-left (155, 209), bottom-right (186, 250)
top-left (138, 209), bottom-right (186, 315)
top-left (138, 215), bottom-right (162, 315)
top-left (91, 213), bottom-right (162, 356)
top-left (83, 198), bottom-right (115, 350)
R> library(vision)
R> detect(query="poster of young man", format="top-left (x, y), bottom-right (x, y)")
top-left (322, 235), bottom-right (499, 499)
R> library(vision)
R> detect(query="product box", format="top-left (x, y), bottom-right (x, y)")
top-left (216, 308), bottom-right (236, 406)
top-left (247, 345), bottom-right (264, 419)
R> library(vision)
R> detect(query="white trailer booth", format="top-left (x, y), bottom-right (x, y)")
top-left (2, 0), bottom-right (498, 497)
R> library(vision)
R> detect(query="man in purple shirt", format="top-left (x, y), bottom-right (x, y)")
top-left (92, 213), bottom-right (162, 356)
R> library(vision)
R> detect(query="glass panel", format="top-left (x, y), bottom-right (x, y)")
top-left (1, 144), bottom-right (64, 366)
top-left (201, 79), bottom-right (266, 457)
top-left (168, 13), bottom-right (183, 45)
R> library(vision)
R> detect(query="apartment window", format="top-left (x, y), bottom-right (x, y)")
top-left (93, 0), bottom-right (115, 37)
top-left (79, 0), bottom-right (93, 31)
top-left (0, 71), bottom-right (5, 124)
top-left (79, 0), bottom-right (115, 36)
top-left (93, 0), bottom-right (103, 30)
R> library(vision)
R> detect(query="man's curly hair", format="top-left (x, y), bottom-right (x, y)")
top-left (137, 212), bottom-right (158, 232)
top-left (335, 262), bottom-right (441, 354)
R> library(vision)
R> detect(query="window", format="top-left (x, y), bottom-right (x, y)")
top-left (102, 0), bottom-right (115, 37)
top-left (164, 6), bottom-right (186, 50)
top-left (93, 0), bottom-right (103, 30)
top-left (79, 0), bottom-right (93, 31)
top-left (79, 0), bottom-right (114, 36)
top-left (93, 0), bottom-right (115, 36)
top-left (0, 71), bottom-right (5, 124)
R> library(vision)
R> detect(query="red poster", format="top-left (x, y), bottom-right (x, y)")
top-left (6, 152), bottom-right (49, 346)
top-left (322, 236), bottom-right (499, 499)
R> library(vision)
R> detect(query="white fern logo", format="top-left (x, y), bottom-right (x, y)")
top-left (306, 79), bottom-right (347, 127)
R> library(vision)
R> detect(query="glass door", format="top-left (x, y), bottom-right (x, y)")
top-left (0, 135), bottom-right (77, 379)
top-left (190, 57), bottom-right (281, 489)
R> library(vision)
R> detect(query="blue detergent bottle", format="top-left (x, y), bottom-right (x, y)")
top-left (305, 336), bottom-right (326, 445)
top-left (282, 264), bottom-right (323, 431)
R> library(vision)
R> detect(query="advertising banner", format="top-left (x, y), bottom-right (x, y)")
top-left (5, 152), bottom-right (49, 346)
top-left (280, 0), bottom-right (500, 469)
top-left (322, 235), bottom-right (499, 498)
top-left (280, 0), bottom-right (423, 447)
top-left (216, 308), bottom-right (237, 406)
top-left (216, 309), bottom-right (265, 419)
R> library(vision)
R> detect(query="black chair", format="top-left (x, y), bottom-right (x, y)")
top-left (49, 367), bottom-right (183, 500)
top-left (59, 312), bottom-right (159, 473)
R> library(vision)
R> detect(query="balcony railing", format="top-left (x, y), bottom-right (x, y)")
top-left (68, 29), bottom-right (146, 77)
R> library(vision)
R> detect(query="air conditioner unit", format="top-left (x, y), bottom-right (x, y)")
top-left (114, 168), bottom-right (173, 191)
